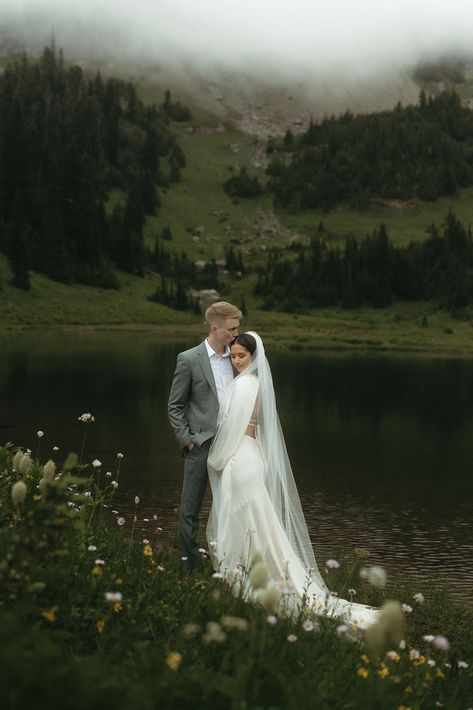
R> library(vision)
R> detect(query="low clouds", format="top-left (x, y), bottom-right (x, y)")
top-left (2, 1), bottom-right (473, 78)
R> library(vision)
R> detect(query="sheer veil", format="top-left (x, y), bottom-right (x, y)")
top-left (207, 331), bottom-right (327, 591)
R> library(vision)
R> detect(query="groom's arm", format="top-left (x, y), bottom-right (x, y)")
top-left (168, 353), bottom-right (193, 452)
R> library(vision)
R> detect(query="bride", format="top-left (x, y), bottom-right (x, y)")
top-left (206, 331), bottom-right (378, 628)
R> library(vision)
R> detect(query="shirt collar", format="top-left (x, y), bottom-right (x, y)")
top-left (205, 339), bottom-right (230, 358)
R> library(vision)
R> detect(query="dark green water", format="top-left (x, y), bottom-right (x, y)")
top-left (1, 332), bottom-right (472, 603)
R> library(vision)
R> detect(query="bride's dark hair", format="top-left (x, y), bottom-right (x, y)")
top-left (231, 333), bottom-right (257, 355)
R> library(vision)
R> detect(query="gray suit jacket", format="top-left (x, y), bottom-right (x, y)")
top-left (168, 340), bottom-right (220, 451)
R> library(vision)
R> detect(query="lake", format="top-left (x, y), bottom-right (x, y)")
top-left (1, 331), bottom-right (472, 604)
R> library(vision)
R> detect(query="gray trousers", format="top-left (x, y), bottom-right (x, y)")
top-left (178, 441), bottom-right (210, 569)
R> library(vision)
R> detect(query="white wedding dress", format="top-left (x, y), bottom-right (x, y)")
top-left (207, 332), bottom-right (378, 629)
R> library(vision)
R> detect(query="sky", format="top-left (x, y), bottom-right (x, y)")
top-left (2, 1), bottom-right (473, 78)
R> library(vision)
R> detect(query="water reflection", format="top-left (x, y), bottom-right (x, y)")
top-left (1, 332), bottom-right (472, 603)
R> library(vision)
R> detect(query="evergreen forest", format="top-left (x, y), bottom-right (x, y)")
top-left (0, 46), bottom-right (187, 290)
top-left (266, 91), bottom-right (473, 210)
top-left (255, 211), bottom-right (473, 312)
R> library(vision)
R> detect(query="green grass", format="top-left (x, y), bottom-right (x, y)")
top-left (0, 440), bottom-right (472, 710)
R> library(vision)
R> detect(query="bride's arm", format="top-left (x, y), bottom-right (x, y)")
top-left (207, 375), bottom-right (258, 472)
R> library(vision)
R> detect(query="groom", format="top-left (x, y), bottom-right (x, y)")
top-left (168, 301), bottom-right (242, 569)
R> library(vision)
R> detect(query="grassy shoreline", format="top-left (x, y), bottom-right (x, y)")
top-left (1, 440), bottom-right (472, 709)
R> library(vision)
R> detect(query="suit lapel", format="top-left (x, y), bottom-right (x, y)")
top-left (197, 341), bottom-right (218, 401)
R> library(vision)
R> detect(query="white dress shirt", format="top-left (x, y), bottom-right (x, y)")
top-left (205, 339), bottom-right (234, 425)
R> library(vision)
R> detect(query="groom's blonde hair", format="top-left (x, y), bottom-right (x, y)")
top-left (205, 301), bottom-right (242, 326)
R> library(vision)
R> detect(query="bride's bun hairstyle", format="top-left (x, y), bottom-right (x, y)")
top-left (231, 333), bottom-right (256, 355)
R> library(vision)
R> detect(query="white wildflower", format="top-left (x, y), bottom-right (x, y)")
top-left (360, 565), bottom-right (387, 588)
top-left (12, 449), bottom-right (23, 471)
top-left (11, 480), bottom-right (27, 505)
top-left (37, 430), bottom-right (44, 438)
top-left (104, 592), bottom-right (123, 603)
top-left (325, 559), bottom-right (340, 570)
top-left (266, 615), bottom-right (278, 625)
top-left (78, 413), bottom-right (95, 422)
top-left (117, 452), bottom-right (124, 459)
top-left (287, 634), bottom-right (297, 643)
top-left (19, 453), bottom-right (33, 476)
top-left (88, 545), bottom-right (97, 551)
top-left (261, 583), bottom-right (281, 613)
top-left (134, 496), bottom-right (139, 505)
top-left (42, 460), bottom-right (56, 481)
top-left (202, 622), bottom-right (226, 644)
top-left (212, 572), bottom-right (224, 579)
top-left (117, 517), bottom-right (125, 526)
top-left (401, 604), bottom-right (413, 614)
top-left (92, 459), bottom-right (101, 468)
top-left (249, 561), bottom-right (269, 590)
top-left (111, 481), bottom-right (118, 489)
top-left (302, 619), bottom-right (315, 632)
top-left (432, 636), bottom-right (449, 651)
top-left (413, 592), bottom-right (425, 604)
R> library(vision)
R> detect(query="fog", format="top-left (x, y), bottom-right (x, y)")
top-left (2, 0), bottom-right (473, 79)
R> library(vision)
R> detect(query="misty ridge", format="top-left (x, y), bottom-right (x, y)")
top-left (3, 0), bottom-right (473, 124)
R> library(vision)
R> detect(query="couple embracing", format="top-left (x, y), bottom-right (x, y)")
top-left (168, 301), bottom-right (377, 627)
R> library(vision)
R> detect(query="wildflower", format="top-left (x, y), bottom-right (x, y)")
top-left (432, 636), bottom-right (449, 651)
top-left (87, 545), bottom-right (97, 552)
top-left (96, 619), bottom-right (106, 634)
top-left (414, 655), bottom-right (426, 667)
top-left (181, 556), bottom-right (188, 562)
top-left (401, 604), bottom-right (413, 613)
top-left (409, 649), bottom-right (420, 661)
top-left (302, 619), bottom-right (315, 632)
top-left (399, 640), bottom-right (406, 650)
top-left (357, 667), bottom-right (369, 679)
top-left (113, 603), bottom-right (122, 613)
top-left (360, 565), bottom-right (387, 588)
top-left (135, 496), bottom-right (140, 505)
top-left (423, 634), bottom-right (435, 643)
top-left (427, 659), bottom-right (436, 668)
top-left (361, 654), bottom-right (370, 664)
top-left (249, 561), bottom-right (269, 589)
top-left (11, 480), bottom-right (27, 505)
top-left (266, 615), bottom-right (278, 625)
top-left (104, 592), bottom-right (123, 603)
top-left (377, 663), bottom-right (389, 679)
top-left (413, 592), bottom-right (425, 604)
top-left (209, 541), bottom-right (217, 548)
top-left (143, 518), bottom-right (149, 522)
top-left (111, 481), bottom-right (119, 489)
top-left (115, 578), bottom-right (124, 585)
top-left (458, 661), bottom-right (469, 669)
top-left (212, 572), bottom-right (224, 579)
top-left (106, 472), bottom-right (112, 477)
top-left (386, 650), bottom-right (400, 661)
top-left (435, 668), bottom-right (446, 679)
top-left (42, 460), bottom-right (56, 480)
top-left (325, 559), bottom-right (340, 570)
top-left (95, 559), bottom-right (105, 566)
top-left (53, 446), bottom-right (59, 452)
top-left (37, 430), bottom-right (44, 438)
top-left (92, 459), bottom-right (101, 468)
top-left (336, 624), bottom-right (350, 637)
top-left (78, 413), bottom-right (95, 422)
top-left (202, 622), bottom-right (226, 644)
top-left (348, 588), bottom-right (357, 596)
top-left (117, 517), bottom-right (125, 526)
top-left (12, 449), bottom-right (23, 471)
top-left (166, 652), bottom-right (182, 671)
top-left (143, 545), bottom-right (153, 557)
top-left (182, 623), bottom-right (201, 638)
top-left (221, 615), bottom-right (248, 631)
top-left (41, 609), bottom-right (56, 623)
top-left (19, 453), bottom-right (33, 476)
top-left (117, 452), bottom-right (124, 459)
top-left (287, 634), bottom-right (297, 642)
top-left (153, 515), bottom-right (158, 521)
top-left (143, 539), bottom-right (150, 544)
top-left (157, 527), bottom-right (163, 532)
top-left (261, 583), bottom-right (281, 612)
top-left (365, 601), bottom-right (405, 656)
top-left (157, 565), bottom-right (165, 572)
top-left (91, 566), bottom-right (103, 577)
top-left (198, 547), bottom-right (207, 554)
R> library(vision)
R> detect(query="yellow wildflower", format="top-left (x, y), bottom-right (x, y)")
top-left (33, 495), bottom-right (42, 501)
top-left (386, 650), bottom-right (400, 662)
top-left (377, 664), bottom-right (389, 679)
top-left (96, 619), bottom-right (106, 634)
top-left (361, 654), bottom-right (370, 664)
top-left (113, 603), bottom-right (122, 613)
top-left (357, 667), bottom-right (369, 679)
top-left (115, 578), bottom-right (124, 585)
top-left (436, 668), bottom-right (446, 679)
top-left (398, 706), bottom-right (412, 710)
top-left (41, 609), bottom-right (56, 623)
top-left (91, 565), bottom-right (103, 577)
top-left (166, 652), bottom-right (183, 671)
top-left (404, 686), bottom-right (413, 695)
top-left (414, 655), bottom-right (426, 667)
top-left (143, 544), bottom-right (153, 557)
